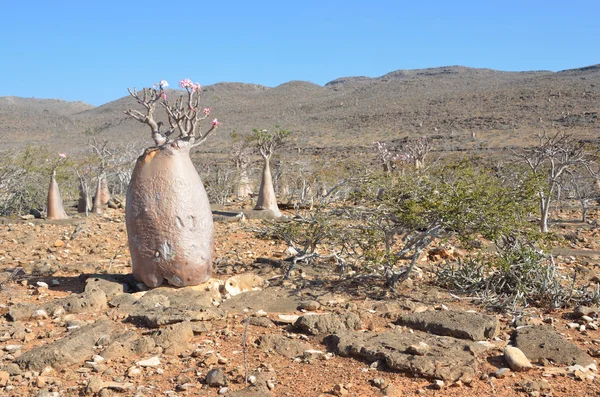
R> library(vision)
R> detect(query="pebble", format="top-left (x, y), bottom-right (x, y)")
top-left (494, 368), bottom-right (511, 378)
top-left (431, 380), bottom-right (444, 390)
top-left (504, 346), bottom-right (533, 371)
top-left (218, 387), bottom-right (229, 395)
top-left (332, 384), bottom-right (347, 396)
top-left (135, 356), bottom-right (160, 367)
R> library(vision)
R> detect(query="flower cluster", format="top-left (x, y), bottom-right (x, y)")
top-left (154, 80), bottom-right (169, 89)
top-left (179, 78), bottom-right (201, 93)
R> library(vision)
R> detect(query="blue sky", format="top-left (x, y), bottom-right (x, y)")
top-left (2, 0), bottom-right (599, 106)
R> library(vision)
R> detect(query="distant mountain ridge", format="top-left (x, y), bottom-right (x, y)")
top-left (1, 65), bottom-right (599, 153)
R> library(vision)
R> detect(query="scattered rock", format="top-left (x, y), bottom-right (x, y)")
top-left (521, 379), bottom-right (551, 395)
top-left (494, 368), bottom-right (511, 378)
top-left (0, 370), bottom-right (9, 386)
top-left (15, 318), bottom-right (113, 371)
top-left (247, 316), bottom-right (274, 328)
top-left (329, 330), bottom-right (480, 382)
top-left (396, 310), bottom-right (499, 340)
top-left (135, 356), bottom-right (160, 367)
top-left (332, 383), bottom-right (348, 396)
top-left (224, 273), bottom-right (264, 296)
top-left (381, 383), bottom-right (400, 397)
top-left (298, 301), bottom-right (321, 311)
top-left (504, 346), bottom-right (533, 371)
top-left (85, 376), bottom-right (103, 394)
top-left (574, 305), bottom-right (598, 318)
top-left (512, 325), bottom-right (593, 366)
top-left (294, 313), bottom-right (361, 335)
top-left (256, 334), bottom-right (314, 359)
top-left (219, 288), bottom-right (301, 314)
top-left (205, 367), bottom-right (228, 387)
top-left (430, 380), bottom-right (444, 390)
top-left (152, 321), bottom-right (194, 354)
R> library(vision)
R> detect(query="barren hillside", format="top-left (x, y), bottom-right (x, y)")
top-left (1, 65), bottom-right (599, 154)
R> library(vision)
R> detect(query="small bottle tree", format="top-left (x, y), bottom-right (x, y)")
top-left (124, 79), bottom-right (220, 288)
top-left (253, 127), bottom-right (290, 217)
top-left (47, 153), bottom-right (69, 220)
top-left (230, 132), bottom-right (254, 199)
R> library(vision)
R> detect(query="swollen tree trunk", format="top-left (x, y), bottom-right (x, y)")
top-left (126, 140), bottom-right (214, 288)
top-left (100, 178), bottom-right (111, 204)
top-left (47, 171), bottom-right (69, 220)
top-left (254, 156), bottom-right (282, 217)
top-left (92, 178), bottom-right (103, 215)
top-left (77, 178), bottom-right (90, 213)
top-left (236, 167), bottom-right (253, 199)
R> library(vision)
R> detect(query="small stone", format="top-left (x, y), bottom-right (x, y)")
top-left (127, 366), bottom-right (142, 377)
top-left (0, 371), bottom-right (9, 387)
top-left (218, 387), bottom-right (229, 395)
top-left (36, 281), bottom-right (49, 289)
top-left (50, 279), bottom-right (60, 286)
top-left (574, 305), bottom-right (597, 318)
top-left (36, 376), bottom-right (47, 388)
top-left (32, 310), bottom-right (49, 320)
top-left (4, 345), bottom-right (22, 353)
top-left (372, 378), bottom-right (388, 389)
top-left (581, 315), bottom-right (594, 323)
top-left (298, 301), bottom-right (321, 311)
top-left (494, 368), bottom-right (511, 378)
top-left (267, 380), bottom-right (275, 390)
top-left (247, 375), bottom-right (257, 385)
top-left (431, 380), bottom-right (444, 390)
top-left (136, 356), bottom-right (160, 367)
top-left (303, 350), bottom-right (325, 360)
top-left (407, 342), bottom-right (430, 356)
top-left (205, 368), bottom-right (228, 387)
top-left (333, 384), bottom-right (348, 396)
top-left (504, 346), bottom-right (533, 371)
top-left (86, 376), bottom-right (103, 394)
top-left (567, 322), bottom-right (580, 329)
top-left (217, 356), bottom-right (228, 364)
top-left (54, 240), bottom-right (65, 248)
top-left (381, 383), bottom-right (400, 397)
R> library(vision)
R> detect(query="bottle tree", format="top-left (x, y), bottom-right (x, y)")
top-left (124, 79), bottom-right (220, 287)
top-left (252, 127), bottom-right (290, 217)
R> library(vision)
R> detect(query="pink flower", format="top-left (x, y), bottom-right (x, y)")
top-left (178, 78), bottom-right (193, 89)
top-left (212, 118), bottom-right (221, 127)
top-left (192, 82), bottom-right (201, 92)
top-left (161, 92), bottom-right (167, 100)
top-left (159, 80), bottom-right (168, 88)
top-left (58, 153), bottom-right (67, 158)
top-left (203, 107), bottom-right (211, 116)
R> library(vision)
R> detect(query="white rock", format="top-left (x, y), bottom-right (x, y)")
top-left (582, 315), bottom-right (594, 323)
top-left (36, 281), bottom-right (49, 288)
top-left (3, 345), bottom-right (22, 352)
top-left (567, 322), bottom-right (580, 329)
top-left (275, 314), bottom-right (300, 324)
top-left (32, 310), bottom-right (49, 320)
top-left (92, 355), bottom-right (105, 363)
top-left (248, 375), bottom-right (257, 384)
top-left (218, 387), bottom-right (229, 395)
top-left (303, 349), bottom-right (325, 360)
top-left (504, 346), bottom-right (533, 371)
top-left (136, 356), bottom-right (161, 367)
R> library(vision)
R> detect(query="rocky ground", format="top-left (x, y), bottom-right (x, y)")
top-left (1, 206), bottom-right (600, 396)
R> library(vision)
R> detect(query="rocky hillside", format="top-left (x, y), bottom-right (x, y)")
top-left (1, 65), bottom-right (599, 153)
